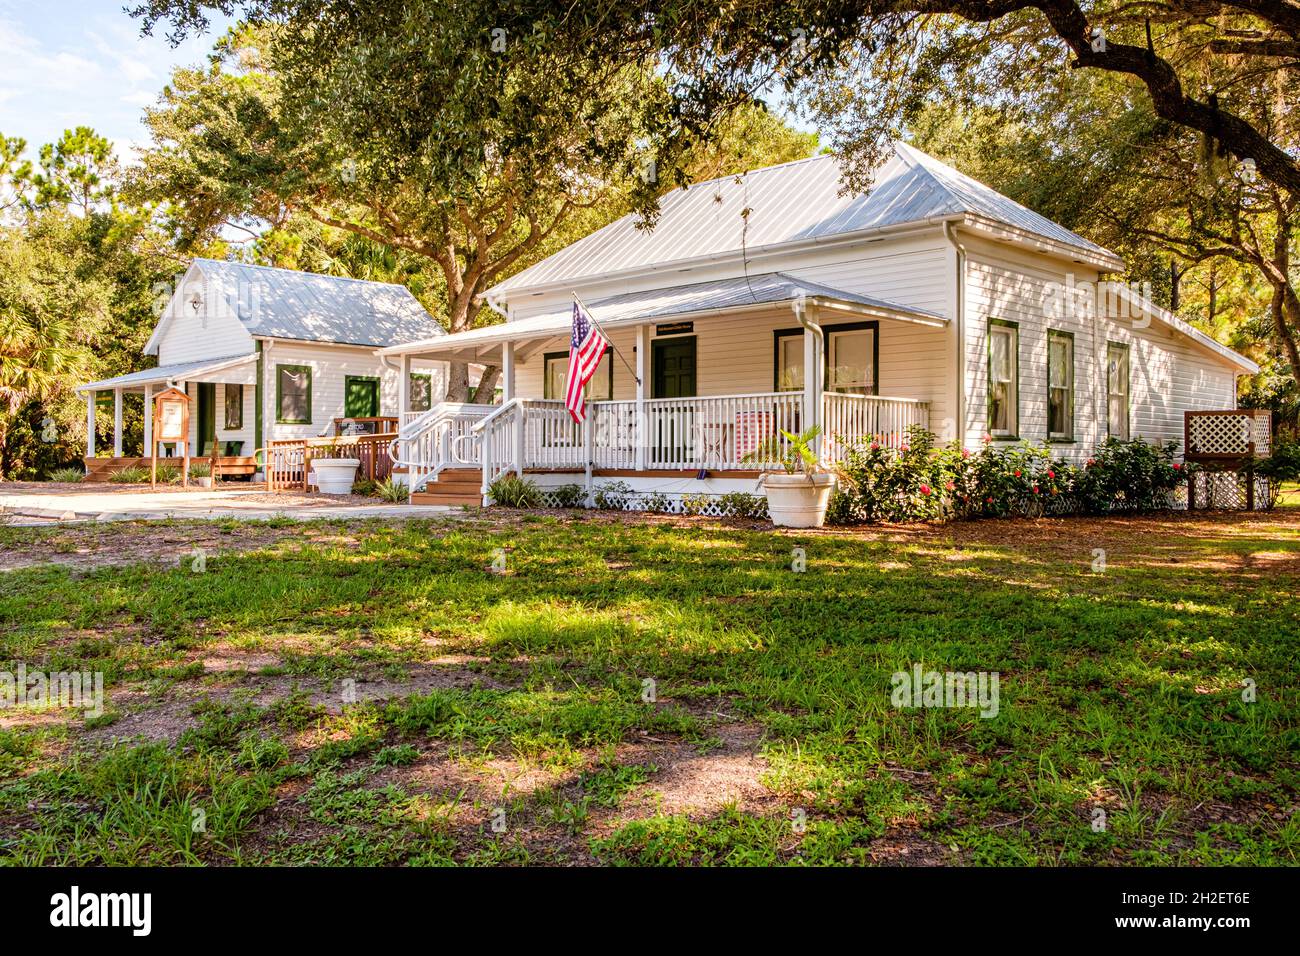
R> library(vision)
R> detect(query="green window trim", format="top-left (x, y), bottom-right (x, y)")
top-left (224, 383), bottom-right (244, 430)
top-left (1106, 341), bottom-right (1132, 440)
top-left (987, 318), bottom-right (1020, 440)
top-left (409, 372), bottom-right (433, 413)
top-left (772, 321), bottom-right (880, 394)
top-left (1046, 328), bottom-right (1075, 443)
top-left (275, 364), bottom-right (313, 424)
top-left (543, 347), bottom-right (613, 401)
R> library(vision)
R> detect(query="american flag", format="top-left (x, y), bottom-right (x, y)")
top-left (565, 300), bottom-right (609, 423)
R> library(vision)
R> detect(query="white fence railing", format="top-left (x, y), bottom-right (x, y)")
top-left (406, 393), bottom-right (928, 494)
top-left (821, 392), bottom-right (929, 465)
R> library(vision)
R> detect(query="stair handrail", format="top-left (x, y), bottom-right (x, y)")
top-left (472, 398), bottom-right (525, 499)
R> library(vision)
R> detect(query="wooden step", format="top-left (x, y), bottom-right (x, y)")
top-left (411, 492), bottom-right (482, 507)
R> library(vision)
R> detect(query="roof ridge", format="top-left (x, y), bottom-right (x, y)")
top-left (192, 257), bottom-right (414, 291)
top-left (669, 151), bottom-right (833, 193)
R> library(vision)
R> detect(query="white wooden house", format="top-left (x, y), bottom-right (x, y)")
top-left (381, 142), bottom-right (1257, 506)
top-left (76, 259), bottom-right (449, 479)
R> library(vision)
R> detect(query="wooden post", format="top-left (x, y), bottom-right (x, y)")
top-left (302, 442), bottom-right (311, 492)
top-left (1246, 440), bottom-right (1255, 511)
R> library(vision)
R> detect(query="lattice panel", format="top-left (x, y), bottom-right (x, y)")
top-left (1188, 414), bottom-right (1254, 455)
top-left (1187, 412), bottom-right (1271, 456)
top-left (1187, 471), bottom-right (1276, 511)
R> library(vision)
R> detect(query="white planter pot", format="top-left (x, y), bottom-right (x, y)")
top-left (762, 472), bottom-right (836, 528)
top-left (193, 477), bottom-right (213, 489)
top-left (312, 458), bottom-right (361, 495)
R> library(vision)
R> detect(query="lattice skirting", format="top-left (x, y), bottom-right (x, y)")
top-left (1187, 471), bottom-right (1277, 511)
top-left (536, 487), bottom-right (769, 519)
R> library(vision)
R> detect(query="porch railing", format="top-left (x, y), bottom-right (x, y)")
top-left (418, 392), bottom-right (929, 499)
top-left (821, 392), bottom-right (929, 465)
top-left (391, 402), bottom-right (496, 496)
top-left (265, 432), bottom-right (397, 492)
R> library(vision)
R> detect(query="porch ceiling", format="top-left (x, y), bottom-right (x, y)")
top-left (76, 353), bottom-right (258, 393)
top-left (380, 272), bottom-right (948, 360)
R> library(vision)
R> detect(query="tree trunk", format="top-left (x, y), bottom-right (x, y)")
top-left (1274, 282), bottom-right (1300, 388)
top-left (471, 365), bottom-right (501, 404)
top-left (445, 362), bottom-right (471, 403)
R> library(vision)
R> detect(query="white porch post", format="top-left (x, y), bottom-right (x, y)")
top-left (85, 392), bottom-right (96, 458)
top-left (143, 384), bottom-right (154, 460)
top-left (501, 340), bottom-right (516, 404)
top-left (398, 353), bottom-right (411, 420)
top-left (112, 388), bottom-right (124, 457)
top-left (634, 323), bottom-right (649, 471)
top-left (801, 303), bottom-right (824, 459)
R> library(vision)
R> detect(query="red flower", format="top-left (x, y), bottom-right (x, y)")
top-left (982, 433), bottom-right (992, 444)
top-left (1047, 469), bottom-right (1055, 479)
top-left (900, 445), bottom-right (910, 452)
top-left (945, 481), bottom-right (955, 491)
top-left (986, 496), bottom-right (993, 503)
top-left (961, 448), bottom-right (971, 459)
top-left (920, 484), bottom-right (931, 496)
top-left (1173, 462), bottom-right (1182, 471)
top-left (1032, 485), bottom-right (1040, 494)
top-left (1086, 458), bottom-right (1096, 467)
top-left (1014, 469), bottom-right (1022, 478)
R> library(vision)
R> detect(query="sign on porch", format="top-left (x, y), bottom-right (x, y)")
top-left (655, 321), bottom-right (693, 336)
top-left (150, 386), bottom-right (190, 489)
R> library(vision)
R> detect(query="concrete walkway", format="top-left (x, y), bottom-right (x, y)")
top-left (0, 487), bottom-right (457, 524)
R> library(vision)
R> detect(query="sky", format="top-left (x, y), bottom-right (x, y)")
top-left (0, 0), bottom-right (232, 160)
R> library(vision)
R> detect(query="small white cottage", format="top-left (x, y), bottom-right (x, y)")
top-left (76, 259), bottom-right (449, 479)
top-left (381, 142), bottom-right (1259, 506)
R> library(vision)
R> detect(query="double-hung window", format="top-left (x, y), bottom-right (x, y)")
top-left (1047, 330), bottom-right (1074, 441)
top-left (988, 321), bottom-right (1019, 438)
top-left (1106, 342), bottom-right (1130, 439)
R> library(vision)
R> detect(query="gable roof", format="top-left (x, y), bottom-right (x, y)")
top-left (145, 259), bottom-right (444, 354)
top-left (489, 142), bottom-right (1122, 297)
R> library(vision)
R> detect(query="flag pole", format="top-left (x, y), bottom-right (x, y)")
top-left (573, 292), bottom-right (640, 386)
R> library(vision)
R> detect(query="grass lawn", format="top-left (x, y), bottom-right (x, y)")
top-left (0, 506), bottom-right (1296, 866)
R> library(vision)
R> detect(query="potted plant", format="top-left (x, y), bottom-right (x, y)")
top-left (310, 441), bottom-right (361, 495)
top-left (748, 425), bottom-right (836, 528)
top-left (189, 461), bottom-right (214, 488)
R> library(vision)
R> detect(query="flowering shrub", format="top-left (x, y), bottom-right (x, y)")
top-left (830, 428), bottom-right (1187, 524)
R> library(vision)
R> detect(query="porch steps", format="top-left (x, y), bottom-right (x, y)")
top-left (410, 468), bottom-right (483, 507)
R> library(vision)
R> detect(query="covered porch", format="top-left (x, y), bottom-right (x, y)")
top-left (380, 274), bottom-right (944, 503)
top-left (76, 353), bottom-right (260, 479)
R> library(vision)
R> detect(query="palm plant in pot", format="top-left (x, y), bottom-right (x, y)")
top-left (311, 440), bottom-right (362, 495)
top-left (747, 425), bottom-right (836, 528)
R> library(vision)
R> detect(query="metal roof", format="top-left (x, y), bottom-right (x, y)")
top-left (490, 142), bottom-right (1120, 296)
top-left (77, 353), bottom-right (257, 392)
top-left (381, 272), bottom-right (944, 356)
top-left (185, 259), bottom-right (444, 348)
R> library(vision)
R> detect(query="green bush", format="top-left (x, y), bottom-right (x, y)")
top-left (717, 492), bottom-right (768, 519)
top-left (188, 461), bottom-right (212, 478)
top-left (830, 428), bottom-right (1187, 525)
top-left (373, 477), bottom-right (408, 502)
top-left (152, 462), bottom-right (182, 484)
top-left (108, 464), bottom-right (151, 483)
top-left (1257, 437), bottom-right (1300, 484)
top-left (488, 474), bottom-right (542, 508)
top-left (593, 480), bottom-right (632, 510)
top-left (548, 483), bottom-right (586, 508)
top-left (47, 466), bottom-right (85, 483)
top-left (350, 477), bottom-right (378, 497)
top-left (640, 490), bottom-right (672, 513)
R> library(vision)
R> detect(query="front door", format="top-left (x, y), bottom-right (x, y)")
top-left (652, 337), bottom-right (697, 465)
top-left (196, 382), bottom-right (217, 457)
top-left (344, 376), bottom-right (380, 419)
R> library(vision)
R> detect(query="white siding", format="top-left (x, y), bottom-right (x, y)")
top-left (156, 266), bottom-right (257, 365)
top-left (508, 232), bottom-right (955, 428)
top-left (262, 341), bottom-right (446, 443)
top-left (963, 236), bottom-right (1239, 458)
top-left (1101, 313), bottom-right (1236, 450)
